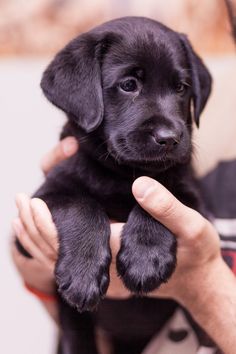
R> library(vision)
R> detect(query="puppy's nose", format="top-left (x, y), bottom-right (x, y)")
top-left (152, 128), bottom-right (182, 148)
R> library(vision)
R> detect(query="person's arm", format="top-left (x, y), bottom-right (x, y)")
top-left (183, 259), bottom-right (236, 354)
top-left (131, 177), bottom-right (236, 354)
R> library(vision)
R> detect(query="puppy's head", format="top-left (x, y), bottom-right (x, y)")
top-left (41, 17), bottom-right (212, 171)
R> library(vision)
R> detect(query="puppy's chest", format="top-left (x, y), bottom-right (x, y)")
top-left (63, 153), bottom-right (195, 220)
top-left (100, 193), bottom-right (136, 222)
top-left (77, 165), bottom-right (136, 221)
top-left (75, 166), bottom-right (174, 222)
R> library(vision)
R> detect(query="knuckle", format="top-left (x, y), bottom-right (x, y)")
top-left (188, 216), bottom-right (208, 241)
top-left (27, 229), bottom-right (39, 242)
top-left (40, 243), bottom-right (57, 261)
top-left (51, 239), bottom-right (59, 253)
top-left (47, 261), bottom-right (56, 274)
top-left (45, 249), bottom-right (57, 261)
top-left (17, 231), bottom-right (30, 249)
top-left (153, 192), bottom-right (176, 218)
top-left (32, 214), bottom-right (42, 231)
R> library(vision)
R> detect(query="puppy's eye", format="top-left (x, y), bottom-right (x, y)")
top-left (176, 82), bottom-right (189, 94)
top-left (120, 79), bottom-right (138, 92)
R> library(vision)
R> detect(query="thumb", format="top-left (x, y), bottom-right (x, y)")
top-left (132, 176), bottom-right (209, 241)
top-left (41, 137), bottom-right (78, 175)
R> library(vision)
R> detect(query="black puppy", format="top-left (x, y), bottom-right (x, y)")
top-left (17, 17), bottom-right (211, 354)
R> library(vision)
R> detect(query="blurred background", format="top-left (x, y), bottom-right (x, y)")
top-left (0, 1), bottom-right (236, 353)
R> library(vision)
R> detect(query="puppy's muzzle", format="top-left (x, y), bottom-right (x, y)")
top-left (150, 127), bottom-right (182, 151)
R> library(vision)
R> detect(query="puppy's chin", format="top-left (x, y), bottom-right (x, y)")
top-left (107, 145), bottom-right (191, 172)
top-left (105, 131), bottom-right (192, 172)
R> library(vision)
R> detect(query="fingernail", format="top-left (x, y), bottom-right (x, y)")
top-left (62, 138), bottom-right (78, 156)
top-left (133, 177), bottom-right (156, 199)
top-left (12, 218), bottom-right (23, 236)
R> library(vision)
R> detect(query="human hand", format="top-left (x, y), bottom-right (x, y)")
top-left (13, 175), bottom-right (236, 354)
top-left (131, 176), bottom-right (222, 304)
top-left (41, 136), bottom-right (78, 175)
top-left (130, 177), bottom-right (236, 354)
top-left (12, 195), bottom-right (129, 298)
top-left (13, 174), bottom-right (222, 304)
top-left (12, 137), bottom-right (78, 293)
top-left (12, 197), bottom-right (58, 294)
top-left (107, 176), bottom-right (222, 302)
top-left (13, 134), bottom-right (222, 303)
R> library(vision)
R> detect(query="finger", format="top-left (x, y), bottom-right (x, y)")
top-left (11, 237), bottom-right (40, 270)
top-left (15, 193), bottom-right (57, 260)
top-left (12, 218), bottom-right (55, 272)
top-left (132, 177), bottom-right (215, 242)
top-left (30, 198), bottom-right (59, 253)
top-left (110, 223), bottom-right (123, 261)
top-left (41, 137), bottom-right (78, 174)
top-left (11, 240), bottom-right (28, 265)
top-left (107, 223), bottom-right (130, 299)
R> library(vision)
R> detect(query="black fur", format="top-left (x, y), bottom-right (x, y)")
top-left (17, 17), bottom-right (212, 354)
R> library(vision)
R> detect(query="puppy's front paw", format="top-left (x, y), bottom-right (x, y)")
top-left (56, 250), bottom-right (111, 312)
top-left (116, 221), bottom-right (177, 293)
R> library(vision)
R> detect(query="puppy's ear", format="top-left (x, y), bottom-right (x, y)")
top-left (180, 35), bottom-right (212, 127)
top-left (41, 33), bottom-right (117, 132)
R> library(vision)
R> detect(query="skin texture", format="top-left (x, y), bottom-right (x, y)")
top-left (12, 137), bottom-right (236, 354)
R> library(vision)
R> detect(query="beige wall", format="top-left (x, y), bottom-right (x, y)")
top-left (193, 56), bottom-right (236, 176)
top-left (0, 0), bottom-right (235, 55)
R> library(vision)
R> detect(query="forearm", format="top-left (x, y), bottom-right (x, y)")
top-left (180, 258), bottom-right (236, 354)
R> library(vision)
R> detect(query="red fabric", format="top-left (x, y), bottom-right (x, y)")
top-left (221, 250), bottom-right (236, 275)
top-left (24, 282), bottom-right (57, 302)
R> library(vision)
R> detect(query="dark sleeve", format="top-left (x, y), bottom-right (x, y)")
top-left (199, 159), bottom-right (236, 274)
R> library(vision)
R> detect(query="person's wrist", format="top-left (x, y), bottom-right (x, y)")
top-left (25, 276), bottom-right (56, 296)
top-left (178, 256), bottom-right (236, 353)
top-left (24, 281), bottom-right (57, 302)
top-left (179, 256), bottom-right (233, 318)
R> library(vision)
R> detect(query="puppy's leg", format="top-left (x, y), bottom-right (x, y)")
top-left (112, 336), bottom-right (149, 354)
top-left (116, 205), bottom-right (177, 293)
top-left (35, 189), bottom-right (111, 313)
top-left (58, 299), bottom-right (98, 354)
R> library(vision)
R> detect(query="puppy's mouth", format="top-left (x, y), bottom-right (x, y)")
top-left (107, 134), bottom-right (191, 170)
